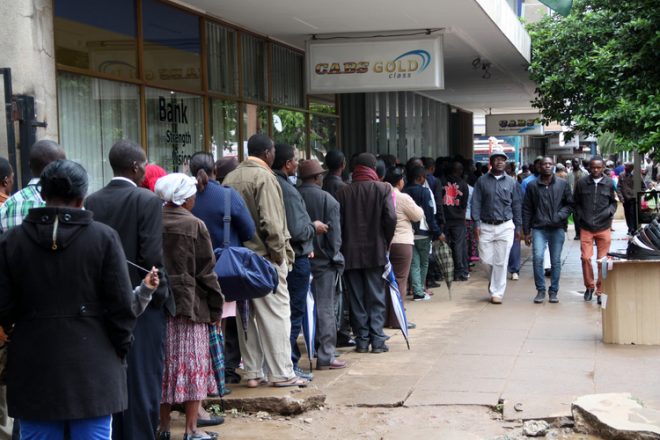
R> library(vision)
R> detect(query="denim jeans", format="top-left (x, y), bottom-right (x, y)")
top-left (508, 237), bottom-right (521, 274)
top-left (532, 228), bottom-right (565, 294)
top-left (20, 416), bottom-right (112, 440)
top-left (288, 256), bottom-right (311, 367)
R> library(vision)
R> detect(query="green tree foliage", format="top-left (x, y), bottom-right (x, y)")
top-left (527, 0), bottom-right (660, 152)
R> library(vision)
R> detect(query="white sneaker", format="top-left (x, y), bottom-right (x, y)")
top-left (413, 293), bottom-right (432, 301)
top-left (512, 273), bottom-right (519, 281)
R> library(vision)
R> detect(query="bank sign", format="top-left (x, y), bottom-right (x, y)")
top-left (306, 36), bottom-right (444, 93)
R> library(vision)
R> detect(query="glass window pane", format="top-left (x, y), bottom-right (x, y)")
top-left (309, 96), bottom-right (336, 114)
top-left (142, 0), bottom-right (201, 90)
top-left (145, 88), bottom-right (204, 173)
top-left (310, 115), bottom-right (337, 163)
top-left (273, 108), bottom-right (306, 156)
top-left (241, 34), bottom-right (267, 101)
top-left (57, 72), bottom-right (140, 193)
top-left (54, 0), bottom-right (137, 79)
top-left (210, 99), bottom-right (238, 159)
top-left (272, 45), bottom-right (304, 108)
top-left (207, 22), bottom-right (237, 95)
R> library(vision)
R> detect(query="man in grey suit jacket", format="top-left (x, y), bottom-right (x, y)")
top-left (85, 140), bottom-right (171, 440)
top-left (298, 160), bottom-right (347, 370)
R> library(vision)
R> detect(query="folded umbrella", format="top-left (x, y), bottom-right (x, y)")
top-left (432, 240), bottom-right (454, 297)
top-left (301, 275), bottom-right (316, 371)
top-left (382, 258), bottom-right (410, 350)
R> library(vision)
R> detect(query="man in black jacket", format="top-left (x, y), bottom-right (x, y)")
top-left (523, 157), bottom-right (574, 304)
top-left (440, 161), bottom-right (470, 281)
top-left (272, 144), bottom-right (327, 379)
top-left (322, 150), bottom-right (347, 199)
top-left (85, 140), bottom-right (171, 440)
top-left (574, 156), bottom-right (617, 303)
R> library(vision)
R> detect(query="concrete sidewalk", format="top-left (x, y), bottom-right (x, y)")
top-left (187, 221), bottom-right (660, 438)
top-left (306, 219), bottom-right (660, 420)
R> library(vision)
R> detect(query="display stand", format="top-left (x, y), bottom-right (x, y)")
top-left (601, 260), bottom-right (660, 345)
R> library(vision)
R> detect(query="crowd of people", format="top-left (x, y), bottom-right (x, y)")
top-left (0, 135), bottom-right (652, 439)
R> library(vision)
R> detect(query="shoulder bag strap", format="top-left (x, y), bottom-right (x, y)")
top-left (223, 186), bottom-right (232, 248)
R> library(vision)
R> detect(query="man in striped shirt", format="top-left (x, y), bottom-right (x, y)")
top-left (0, 140), bottom-right (65, 232)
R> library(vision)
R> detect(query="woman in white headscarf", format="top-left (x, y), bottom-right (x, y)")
top-left (155, 174), bottom-right (224, 440)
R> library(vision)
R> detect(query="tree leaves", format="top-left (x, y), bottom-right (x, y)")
top-left (527, 0), bottom-right (660, 153)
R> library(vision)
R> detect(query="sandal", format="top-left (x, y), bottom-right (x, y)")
top-left (272, 376), bottom-right (309, 388)
top-left (246, 377), bottom-right (268, 388)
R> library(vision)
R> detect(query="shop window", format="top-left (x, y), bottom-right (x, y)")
top-left (142, 0), bottom-right (201, 90)
top-left (241, 34), bottom-right (268, 102)
top-left (210, 99), bottom-right (239, 159)
top-left (54, 0), bottom-right (137, 79)
top-left (57, 72), bottom-right (140, 192)
top-left (207, 22), bottom-right (238, 95)
top-left (309, 97), bottom-right (336, 114)
top-left (272, 109), bottom-right (307, 156)
top-left (145, 88), bottom-right (204, 173)
top-left (310, 115), bottom-right (337, 163)
top-left (272, 45), bottom-right (304, 109)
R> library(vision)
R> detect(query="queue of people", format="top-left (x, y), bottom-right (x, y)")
top-left (0, 135), bottom-right (637, 439)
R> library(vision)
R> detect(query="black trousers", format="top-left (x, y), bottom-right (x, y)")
top-left (445, 221), bottom-right (468, 277)
top-left (344, 267), bottom-right (387, 349)
top-left (223, 317), bottom-right (242, 382)
top-left (623, 199), bottom-right (637, 233)
top-left (112, 307), bottom-right (166, 440)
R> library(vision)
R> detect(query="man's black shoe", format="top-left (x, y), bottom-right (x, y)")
top-left (371, 344), bottom-right (389, 354)
top-left (225, 373), bottom-right (241, 384)
top-left (584, 288), bottom-right (594, 301)
top-left (336, 337), bottom-right (356, 348)
top-left (355, 344), bottom-right (369, 353)
top-left (533, 291), bottom-right (545, 304)
top-left (548, 291), bottom-right (559, 303)
top-left (597, 295), bottom-right (602, 305)
top-left (426, 280), bottom-right (441, 288)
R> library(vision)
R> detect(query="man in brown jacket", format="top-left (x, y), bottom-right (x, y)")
top-left (336, 153), bottom-right (397, 353)
top-left (223, 134), bottom-right (307, 387)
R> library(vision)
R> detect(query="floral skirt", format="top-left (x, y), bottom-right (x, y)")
top-left (162, 316), bottom-right (217, 404)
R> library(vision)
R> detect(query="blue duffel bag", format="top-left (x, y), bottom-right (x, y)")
top-left (213, 189), bottom-right (278, 301)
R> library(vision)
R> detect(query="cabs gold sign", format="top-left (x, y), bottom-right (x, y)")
top-left (314, 50), bottom-right (431, 80)
top-left (307, 37), bottom-right (443, 93)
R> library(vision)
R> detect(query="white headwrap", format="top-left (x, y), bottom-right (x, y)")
top-left (154, 173), bottom-right (197, 206)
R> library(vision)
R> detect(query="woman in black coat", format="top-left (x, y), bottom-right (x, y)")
top-left (0, 160), bottom-right (136, 439)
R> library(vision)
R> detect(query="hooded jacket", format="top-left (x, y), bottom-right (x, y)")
top-left (0, 207), bottom-right (135, 420)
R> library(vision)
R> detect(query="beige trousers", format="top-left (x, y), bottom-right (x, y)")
top-left (236, 261), bottom-right (295, 382)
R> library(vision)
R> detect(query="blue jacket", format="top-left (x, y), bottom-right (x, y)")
top-left (191, 180), bottom-right (256, 249)
top-left (403, 183), bottom-right (442, 238)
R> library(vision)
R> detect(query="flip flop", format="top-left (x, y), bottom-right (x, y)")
top-left (272, 377), bottom-right (309, 388)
